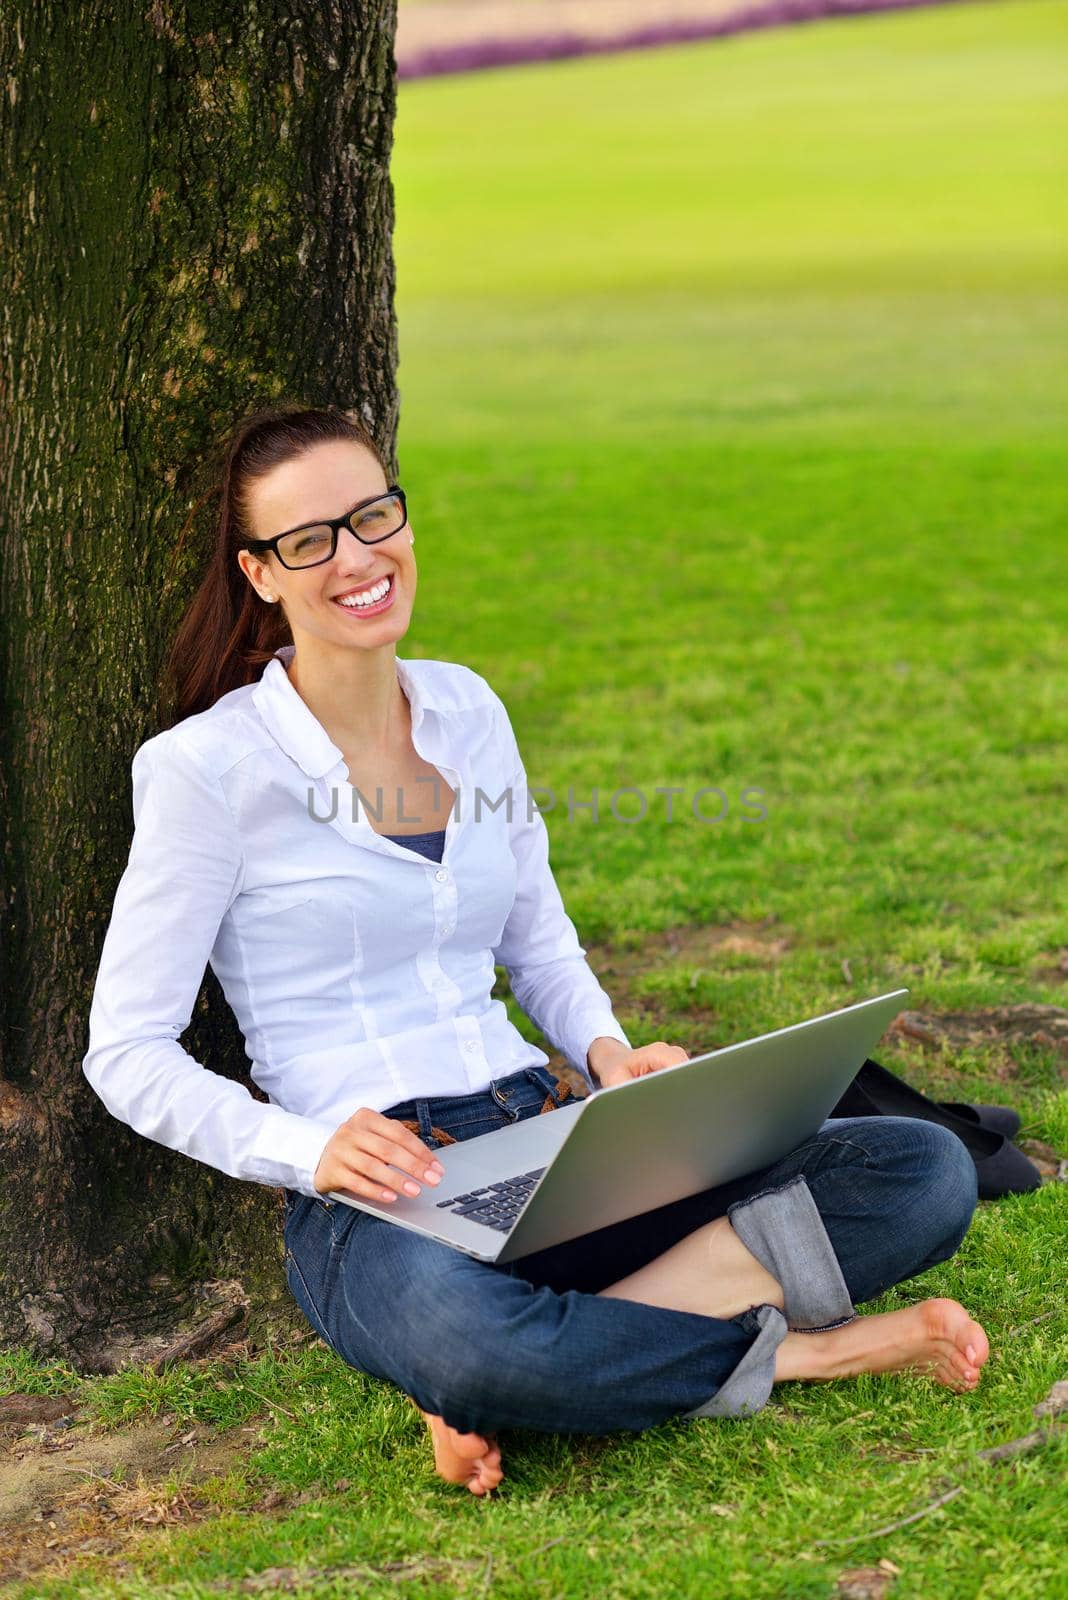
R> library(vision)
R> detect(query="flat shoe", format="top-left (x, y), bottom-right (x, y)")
top-left (831, 1061), bottom-right (1041, 1200)
top-left (937, 1101), bottom-right (1022, 1140)
top-left (971, 1137), bottom-right (1043, 1200)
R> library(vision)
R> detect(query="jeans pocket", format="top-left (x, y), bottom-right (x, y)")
top-left (287, 1187), bottom-right (337, 1219)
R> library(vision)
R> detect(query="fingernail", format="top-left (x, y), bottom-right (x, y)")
top-left (403, 1179), bottom-right (421, 1196)
top-left (431, 1160), bottom-right (445, 1174)
top-left (381, 1189), bottom-right (397, 1201)
top-left (966, 1344), bottom-right (976, 1364)
top-left (425, 1168), bottom-right (441, 1183)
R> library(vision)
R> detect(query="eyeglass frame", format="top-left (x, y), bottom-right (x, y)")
top-left (241, 484), bottom-right (408, 570)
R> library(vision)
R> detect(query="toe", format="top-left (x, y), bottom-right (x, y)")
top-left (452, 1430), bottom-right (491, 1460)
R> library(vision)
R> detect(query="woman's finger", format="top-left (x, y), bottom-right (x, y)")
top-left (327, 1168), bottom-right (400, 1203)
top-left (350, 1126), bottom-right (444, 1185)
top-left (643, 1044), bottom-right (689, 1069)
top-left (351, 1109), bottom-right (443, 1173)
top-left (340, 1149), bottom-right (432, 1198)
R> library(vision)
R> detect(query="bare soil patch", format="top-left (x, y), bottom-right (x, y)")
top-left (1033, 947), bottom-right (1068, 987)
top-left (888, 1005), bottom-right (1068, 1076)
top-left (0, 1405), bottom-right (254, 1589)
top-left (0, 1318), bottom-right (321, 1588)
top-left (585, 916), bottom-right (791, 982)
top-left (836, 1566), bottom-right (898, 1600)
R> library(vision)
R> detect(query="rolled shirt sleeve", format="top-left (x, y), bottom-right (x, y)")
top-left (488, 693), bottom-right (631, 1086)
top-left (82, 734), bottom-right (337, 1198)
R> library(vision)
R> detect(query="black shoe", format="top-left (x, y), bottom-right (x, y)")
top-left (830, 1059), bottom-right (1041, 1201)
top-left (937, 1101), bottom-right (1022, 1141)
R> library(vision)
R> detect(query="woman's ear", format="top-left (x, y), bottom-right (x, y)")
top-left (237, 549), bottom-right (274, 599)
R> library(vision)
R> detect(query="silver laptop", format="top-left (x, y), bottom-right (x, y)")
top-left (326, 988), bottom-right (908, 1263)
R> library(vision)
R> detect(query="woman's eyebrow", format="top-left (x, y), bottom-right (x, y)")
top-left (289, 487), bottom-right (389, 529)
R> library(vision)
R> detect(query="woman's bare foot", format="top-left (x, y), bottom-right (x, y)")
top-left (419, 1407), bottom-right (504, 1495)
top-left (775, 1297), bottom-right (990, 1391)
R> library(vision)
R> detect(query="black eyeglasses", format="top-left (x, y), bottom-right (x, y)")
top-left (243, 485), bottom-right (407, 571)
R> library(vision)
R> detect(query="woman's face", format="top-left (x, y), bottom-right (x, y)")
top-left (237, 439), bottom-right (416, 655)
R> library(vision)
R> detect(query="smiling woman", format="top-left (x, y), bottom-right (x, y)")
top-left (159, 405), bottom-right (417, 730)
top-left (83, 401), bottom-right (989, 1501)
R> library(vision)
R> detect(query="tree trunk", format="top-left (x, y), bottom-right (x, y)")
top-left (0, 0), bottom-right (399, 1366)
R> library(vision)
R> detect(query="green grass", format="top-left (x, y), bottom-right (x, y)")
top-left (388, 0), bottom-right (1068, 1048)
top-left (7, 2), bottom-right (1067, 1595)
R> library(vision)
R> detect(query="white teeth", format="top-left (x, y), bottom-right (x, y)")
top-left (337, 577), bottom-right (390, 608)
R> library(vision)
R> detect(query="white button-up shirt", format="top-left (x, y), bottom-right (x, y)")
top-left (82, 645), bottom-right (630, 1198)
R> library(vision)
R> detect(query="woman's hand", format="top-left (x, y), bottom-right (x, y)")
top-left (314, 1107), bottom-right (446, 1202)
top-left (590, 1039), bottom-right (690, 1090)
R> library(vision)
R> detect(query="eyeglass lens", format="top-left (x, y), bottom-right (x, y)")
top-left (277, 492), bottom-right (405, 568)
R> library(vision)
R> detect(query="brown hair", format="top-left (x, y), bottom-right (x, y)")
top-left (158, 403), bottom-right (389, 727)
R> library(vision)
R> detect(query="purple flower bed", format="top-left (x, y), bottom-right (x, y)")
top-left (397, 0), bottom-right (969, 81)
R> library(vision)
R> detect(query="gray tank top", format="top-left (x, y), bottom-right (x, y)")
top-left (380, 827), bottom-right (447, 864)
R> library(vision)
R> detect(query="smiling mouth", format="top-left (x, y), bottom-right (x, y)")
top-left (331, 574), bottom-right (396, 614)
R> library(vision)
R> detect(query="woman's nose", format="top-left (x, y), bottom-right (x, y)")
top-left (334, 522), bottom-right (379, 571)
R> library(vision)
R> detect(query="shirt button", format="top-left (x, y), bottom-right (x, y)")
top-left (464, 1041), bottom-right (479, 1054)
top-left (434, 976), bottom-right (448, 989)
top-left (434, 868), bottom-right (448, 882)
top-left (441, 925), bottom-right (453, 937)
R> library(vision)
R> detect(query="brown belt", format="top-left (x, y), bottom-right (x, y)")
top-left (398, 1077), bottom-right (572, 1149)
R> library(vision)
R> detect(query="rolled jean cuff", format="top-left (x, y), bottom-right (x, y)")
top-left (681, 1303), bottom-right (787, 1420)
top-left (727, 1174), bottom-right (855, 1332)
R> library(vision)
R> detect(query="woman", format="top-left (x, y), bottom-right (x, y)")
top-left (83, 403), bottom-right (989, 1498)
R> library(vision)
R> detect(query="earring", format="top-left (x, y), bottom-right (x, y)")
top-left (264, 593), bottom-right (277, 602)
top-left (409, 535), bottom-right (415, 545)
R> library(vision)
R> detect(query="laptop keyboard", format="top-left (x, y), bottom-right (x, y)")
top-left (435, 1168), bottom-right (546, 1232)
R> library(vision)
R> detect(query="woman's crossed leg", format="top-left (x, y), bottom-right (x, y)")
top-left (286, 1116), bottom-right (983, 1495)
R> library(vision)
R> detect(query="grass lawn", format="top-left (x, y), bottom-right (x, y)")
top-left (5, 1), bottom-right (1067, 1594)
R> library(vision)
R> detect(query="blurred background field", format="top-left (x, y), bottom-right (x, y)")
top-left (392, 0), bottom-right (1068, 1059)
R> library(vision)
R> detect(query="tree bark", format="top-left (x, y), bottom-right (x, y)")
top-left (0, 0), bottom-right (399, 1365)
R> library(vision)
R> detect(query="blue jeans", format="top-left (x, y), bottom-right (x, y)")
top-left (282, 1064), bottom-right (977, 1436)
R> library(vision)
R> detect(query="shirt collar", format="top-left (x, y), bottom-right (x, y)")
top-left (251, 644), bottom-right (429, 780)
